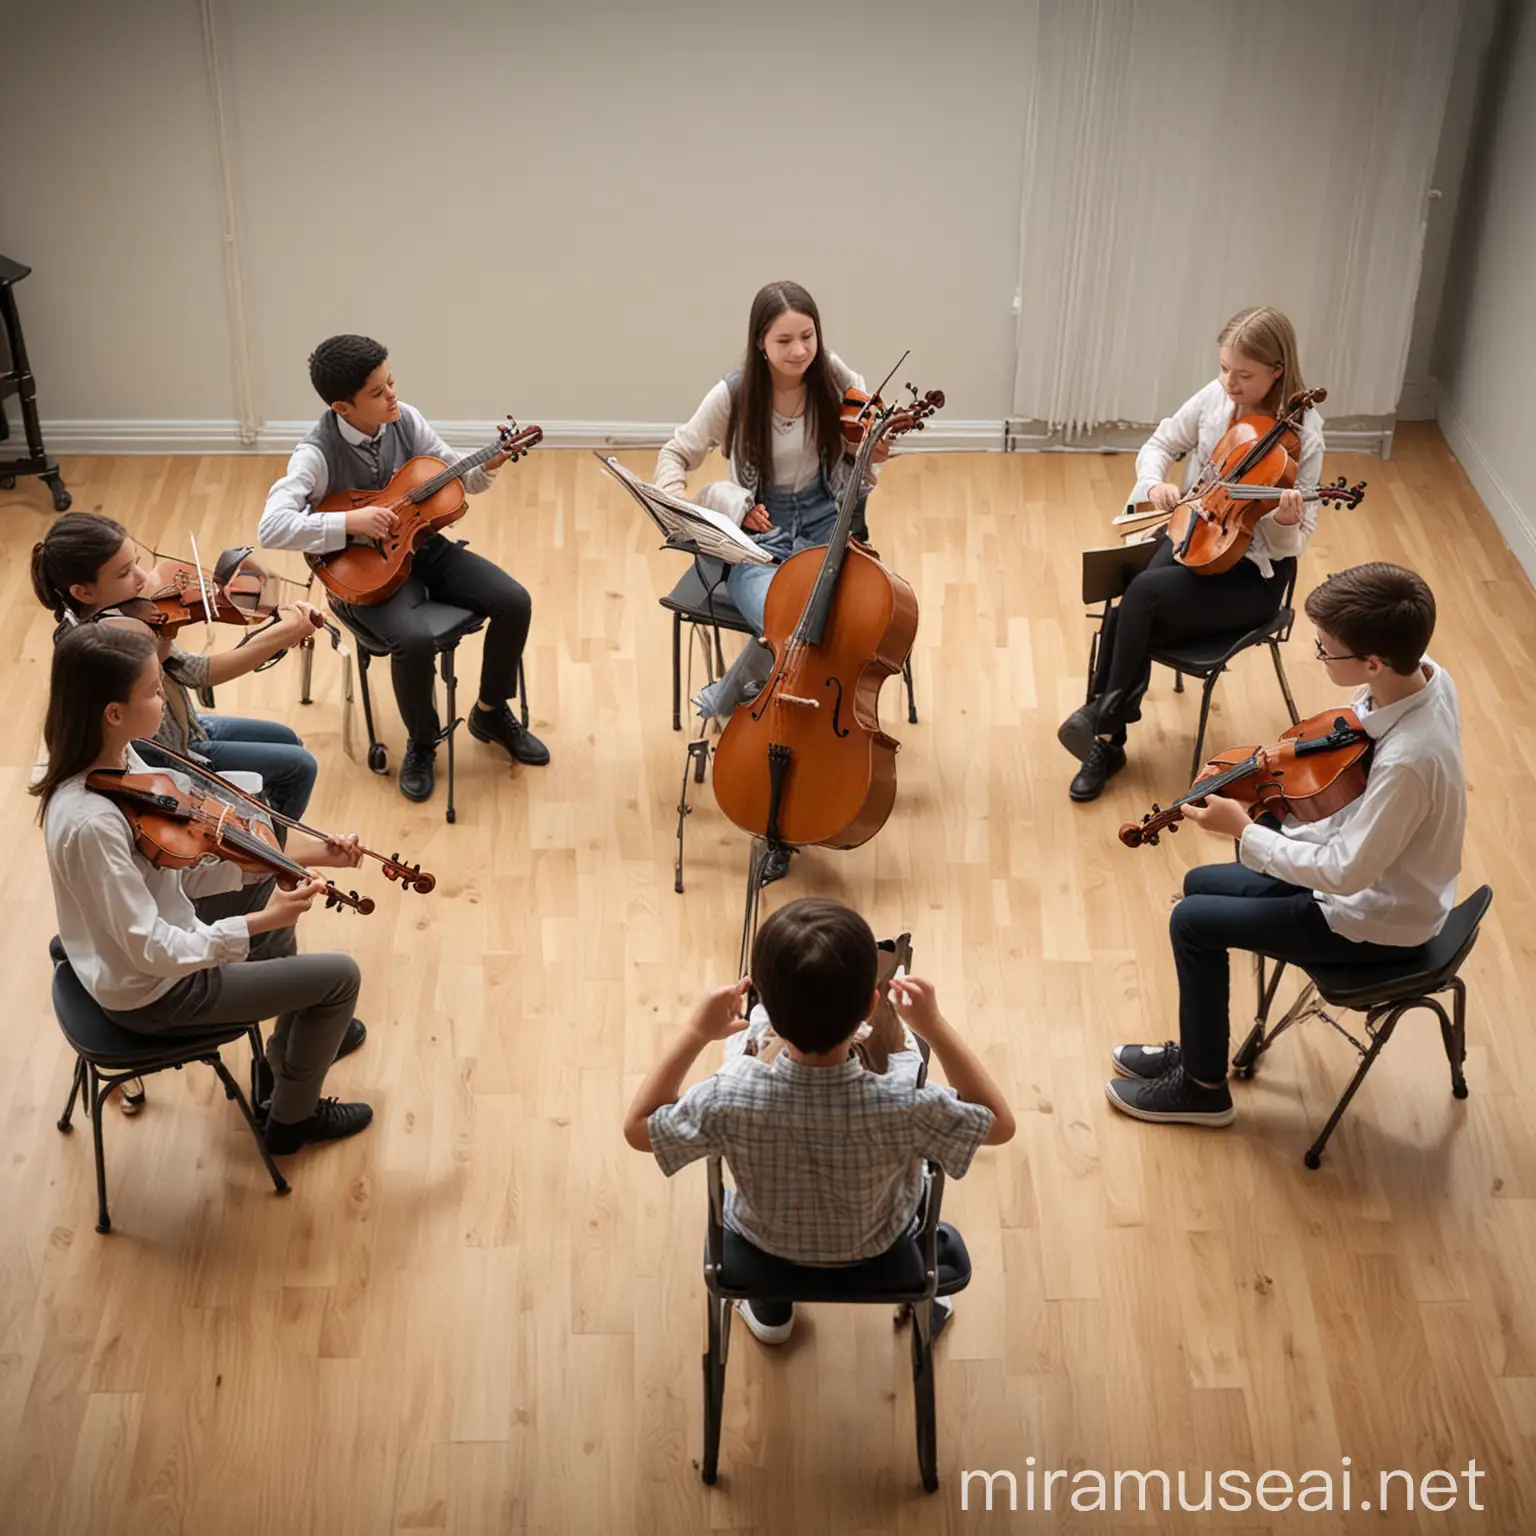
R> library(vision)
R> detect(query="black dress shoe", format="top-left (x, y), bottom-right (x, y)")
top-left (1069, 739), bottom-right (1127, 802)
top-left (1057, 702), bottom-right (1102, 761)
top-left (468, 703), bottom-right (550, 765)
top-left (399, 739), bottom-right (436, 801)
top-left (264, 1097), bottom-right (374, 1154)
top-left (337, 1017), bottom-right (367, 1059)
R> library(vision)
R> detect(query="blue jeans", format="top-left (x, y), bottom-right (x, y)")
top-left (1172, 862), bottom-right (1423, 1082)
top-left (725, 478), bottom-right (853, 632)
top-left (196, 715), bottom-right (318, 824)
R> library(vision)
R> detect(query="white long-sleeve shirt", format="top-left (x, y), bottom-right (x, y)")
top-left (45, 747), bottom-right (254, 1011)
top-left (258, 403), bottom-right (498, 555)
top-left (654, 354), bottom-right (866, 525)
top-left (1129, 379), bottom-right (1325, 578)
top-left (1238, 660), bottom-right (1464, 946)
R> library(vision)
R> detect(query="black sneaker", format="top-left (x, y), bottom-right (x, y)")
top-left (254, 1018), bottom-right (366, 1112)
top-left (264, 1097), bottom-right (374, 1154)
top-left (468, 703), bottom-right (550, 765)
top-left (399, 739), bottom-right (436, 801)
top-left (1111, 1041), bottom-right (1182, 1080)
top-left (1105, 1067), bottom-right (1234, 1127)
top-left (1069, 739), bottom-right (1127, 802)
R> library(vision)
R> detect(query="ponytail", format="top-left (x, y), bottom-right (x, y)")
top-left (30, 512), bottom-right (130, 622)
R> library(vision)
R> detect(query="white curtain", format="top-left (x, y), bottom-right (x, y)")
top-left (1012, 0), bottom-right (1465, 434)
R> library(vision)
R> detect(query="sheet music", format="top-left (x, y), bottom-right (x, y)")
top-left (594, 455), bottom-right (774, 566)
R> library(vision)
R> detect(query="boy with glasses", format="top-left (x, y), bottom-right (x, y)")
top-left (1106, 563), bottom-right (1464, 1127)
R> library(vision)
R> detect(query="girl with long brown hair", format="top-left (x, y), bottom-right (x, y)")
top-left (1058, 306), bottom-right (1324, 802)
top-left (35, 623), bottom-right (373, 1155)
top-left (655, 281), bottom-right (884, 730)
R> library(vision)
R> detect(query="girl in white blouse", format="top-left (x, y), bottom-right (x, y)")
top-left (1058, 306), bottom-right (1321, 802)
top-left (655, 280), bottom-right (883, 729)
top-left (35, 623), bottom-right (373, 1156)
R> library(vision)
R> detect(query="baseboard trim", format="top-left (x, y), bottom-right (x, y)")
top-left (1438, 392), bottom-right (1536, 587)
top-left (40, 417), bottom-right (1008, 456)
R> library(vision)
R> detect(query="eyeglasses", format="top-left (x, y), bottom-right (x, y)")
top-left (1314, 638), bottom-right (1363, 663)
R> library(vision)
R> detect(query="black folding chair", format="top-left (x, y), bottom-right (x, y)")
top-left (700, 1155), bottom-right (969, 1492)
top-left (1081, 547), bottom-right (1300, 779)
top-left (49, 937), bottom-right (286, 1233)
top-left (1232, 885), bottom-right (1491, 1168)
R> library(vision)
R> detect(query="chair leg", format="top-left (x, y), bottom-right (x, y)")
top-left (299, 637), bottom-right (315, 706)
top-left (1173, 669), bottom-right (1185, 694)
top-left (358, 651), bottom-right (388, 775)
top-left (57, 1055), bottom-right (85, 1132)
top-left (672, 613), bottom-right (682, 732)
top-left (248, 1025), bottom-right (268, 1113)
top-left (675, 739), bottom-right (708, 895)
top-left (516, 655), bottom-right (529, 729)
top-left (910, 1298), bottom-right (939, 1493)
top-left (1268, 640), bottom-right (1301, 726)
top-left (442, 645), bottom-right (459, 826)
top-left (1190, 669), bottom-right (1222, 780)
top-left (208, 1055), bottom-right (290, 1196)
top-left (701, 1294), bottom-right (730, 1485)
top-left (903, 654), bottom-right (918, 725)
top-left (1441, 979), bottom-right (1470, 1099)
top-left (1232, 967), bottom-right (1313, 1078)
top-left (1303, 1005), bottom-right (1404, 1170)
top-left (88, 1065), bottom-right (112, 1233)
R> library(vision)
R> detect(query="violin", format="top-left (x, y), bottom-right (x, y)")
top-left (120, 558), bottom-right (258, 634)
top-left (711, 381), bottom-right (943, 851)
top-left (86, 767), bottom-right (377, 914)
top-left (1163, 389), bottom-right (1367, 574)
top-left (1119, 708), bottom-right (1372, 849)
top-left (309, 418), bottom-right (542, 606)
top-left (138, 741), bottom-right (436, 893)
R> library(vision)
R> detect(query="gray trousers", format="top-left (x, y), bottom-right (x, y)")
top-left (104, 879), bottom-right (361, 1125)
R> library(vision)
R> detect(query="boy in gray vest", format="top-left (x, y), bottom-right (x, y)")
top-left (259, 334), bottom-right (548, 802)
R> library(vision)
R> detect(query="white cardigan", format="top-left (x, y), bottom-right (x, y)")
top-left (1129, 378), bottom-right (1324, 578)
top-left (654, 353), bottom-right (866, 525)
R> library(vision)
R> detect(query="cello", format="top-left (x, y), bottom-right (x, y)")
top-left (1160, 388), bottom-right (1366, 574)
top-left (711, 383), bottom-right (942, 850)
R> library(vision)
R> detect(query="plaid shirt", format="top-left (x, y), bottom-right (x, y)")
top-left (648, 1045), bottom-right (993, 1265)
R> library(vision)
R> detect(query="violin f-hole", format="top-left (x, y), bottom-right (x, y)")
top-left (823, 676), bottom-right (851, 738)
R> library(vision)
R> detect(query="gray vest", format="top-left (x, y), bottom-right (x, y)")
top-left (302, 409), bottom-right (419, 503)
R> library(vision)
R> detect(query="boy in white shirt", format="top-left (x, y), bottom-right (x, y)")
top-left (1106, 563), bottom-right (1464, 1127)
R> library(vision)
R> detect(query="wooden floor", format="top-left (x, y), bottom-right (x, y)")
top-left (1, 425), bottom-right (1533, 1534)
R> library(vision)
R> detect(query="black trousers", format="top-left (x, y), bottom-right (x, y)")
top-left (1172, 862), bottom-right (1421, 1083)
top-left (1091, 531), bottom-right (1292, 740)
top-left (334, 534), bottom-right (531, 745)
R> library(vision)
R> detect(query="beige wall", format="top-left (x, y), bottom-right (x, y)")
top-left (1, 0), bottom-right (1032, 443)
top-left (1436, 0), bottom-right (1536, 580)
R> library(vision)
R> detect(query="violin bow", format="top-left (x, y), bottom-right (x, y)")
top-left (133, 739), bottom-right (437, 894)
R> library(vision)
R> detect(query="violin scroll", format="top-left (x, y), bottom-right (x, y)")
top-left (1316, 475), bottom-right (1368, 509)
top-left (383, 854), bottom-right (436, 894)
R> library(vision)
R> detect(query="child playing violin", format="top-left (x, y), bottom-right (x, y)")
top-left (32, 512), bottom-right (323, 824)
top-left (1059, 306), bottom-right (1322, 802)
top-left (1106, 564), bottom-right (1464, 1127)
top-left (34, 624), bottom-right (373, 1153)
top-left (258, 334), bottom-right (548, 805)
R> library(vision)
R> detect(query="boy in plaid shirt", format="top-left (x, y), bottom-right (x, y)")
top-left (624, 899), bottom-right (1015, 1343)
